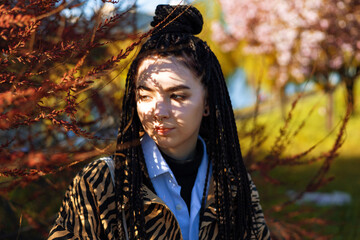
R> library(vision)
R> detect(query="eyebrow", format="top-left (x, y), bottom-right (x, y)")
top-left (137, 84), bottom-right (190, 92)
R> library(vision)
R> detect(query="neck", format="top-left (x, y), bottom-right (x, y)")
top-left (159, 143), bottom-right (197, 163)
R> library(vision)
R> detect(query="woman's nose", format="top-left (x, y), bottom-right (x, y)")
top-left (154, 98), bottom-right (170, 121)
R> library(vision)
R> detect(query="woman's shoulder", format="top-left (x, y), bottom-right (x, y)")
top-left (70, 156), bottom-right (115, 193)
top-left (76, 156), bottom-right (112, 174)
top-left (48, 157), bottom-right (117, 239)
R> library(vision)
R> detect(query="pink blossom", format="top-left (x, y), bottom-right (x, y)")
top-left (212, 0), bottom-right (360, 85)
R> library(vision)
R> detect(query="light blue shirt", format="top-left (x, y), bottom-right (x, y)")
top-left (141, 134), bottom-right (211, 240)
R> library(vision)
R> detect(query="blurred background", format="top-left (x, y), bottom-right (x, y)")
top-left (1, 0), bottom-right (359, 239)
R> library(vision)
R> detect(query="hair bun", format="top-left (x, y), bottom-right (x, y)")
top-left (150, 5), bottom-right (203, 35)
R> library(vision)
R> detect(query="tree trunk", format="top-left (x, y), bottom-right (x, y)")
top-left (132, 2), bottom-right (138, 33)
top-left (326, 89), bottom-right (334, 130)
top-left (344, 76), bottom-right (356, 115)
top-left (279, 86), bottom-right (286, 121)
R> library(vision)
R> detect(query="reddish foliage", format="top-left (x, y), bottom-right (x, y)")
top-left (0, 0), bottom-right (147, 236)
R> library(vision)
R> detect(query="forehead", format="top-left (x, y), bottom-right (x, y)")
top-left (136, 56), bottom-right (199, 87)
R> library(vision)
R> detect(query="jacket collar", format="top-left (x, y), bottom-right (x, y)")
top-left (140, 176), bottom-right (215, 210)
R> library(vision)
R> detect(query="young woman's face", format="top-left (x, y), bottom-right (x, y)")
top-left (136, 56), bottom-right (208, 161)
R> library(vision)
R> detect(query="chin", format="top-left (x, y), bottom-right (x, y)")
top-left (153, 136), bottom-right (171, 146)
top-left (152, 136), bottom-right (175, 148)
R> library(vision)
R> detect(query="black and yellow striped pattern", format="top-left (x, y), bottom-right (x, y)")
top-left (48, 159), bottom-right (270, 239)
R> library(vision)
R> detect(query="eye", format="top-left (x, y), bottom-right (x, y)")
top-left (138, 94), bottom-right (151, 101)
top-left (170, 93), bottom-right (187, 101)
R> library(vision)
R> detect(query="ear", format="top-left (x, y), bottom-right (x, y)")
top-left (203, 104), bottom-right (210, 117)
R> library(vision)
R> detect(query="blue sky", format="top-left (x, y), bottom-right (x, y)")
top-left (75, 0), bottom-right (190, 19)
top-left (137, 0), bottom-right (192, 13)
top-left (137, 0), bottom-right (172, 14)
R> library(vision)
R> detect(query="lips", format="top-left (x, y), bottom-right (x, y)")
top-left (154, 126), bottom-right (174, 135)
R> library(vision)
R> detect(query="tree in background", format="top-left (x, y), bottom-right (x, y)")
top-left (212, 0), bottom-right (360, 124)
top-left (206, 0), bottom-right (354, 238)
top-left (0, 0), bottom-right (150, 238)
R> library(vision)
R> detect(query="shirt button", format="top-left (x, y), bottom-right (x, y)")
top-left (176, 204), bottom-right (182, 210)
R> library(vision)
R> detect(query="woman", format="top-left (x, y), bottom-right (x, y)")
top-left (49, 5), bottom-right (270, 240)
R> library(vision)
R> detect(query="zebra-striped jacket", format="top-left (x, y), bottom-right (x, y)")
top-left (48, 158), bottom-right (271, 240)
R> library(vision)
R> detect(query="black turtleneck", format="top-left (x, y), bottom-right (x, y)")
top-left (160, 140), bottom-right (203, 212)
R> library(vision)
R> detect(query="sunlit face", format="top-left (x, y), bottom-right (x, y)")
top-left (136, 56), bottom-right (208, 161)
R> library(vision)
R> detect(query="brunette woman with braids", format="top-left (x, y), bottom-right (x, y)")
top-left (49, 4), bottom-right (270, 240)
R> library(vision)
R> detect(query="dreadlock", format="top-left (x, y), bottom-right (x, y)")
top-left (115, 4), bottom-right (256, 239)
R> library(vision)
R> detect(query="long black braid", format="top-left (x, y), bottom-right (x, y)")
top-left (115, 4), bottom-right (255, 240)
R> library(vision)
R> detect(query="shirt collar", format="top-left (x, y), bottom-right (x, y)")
top-left (141, 134), bottom-right (207, 180)
top-left (141, 134), bottom-right (169, 179)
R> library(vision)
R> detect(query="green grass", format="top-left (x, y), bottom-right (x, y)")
top-left (235, 83), bottom-right (360, 239)
top-left (253, 157), bottom-right (360, 239)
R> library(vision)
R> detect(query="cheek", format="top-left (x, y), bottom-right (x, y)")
top-left (173, 101), bottom-right (204, 122)
top-left (136, 102), bottom-right (153, 124)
